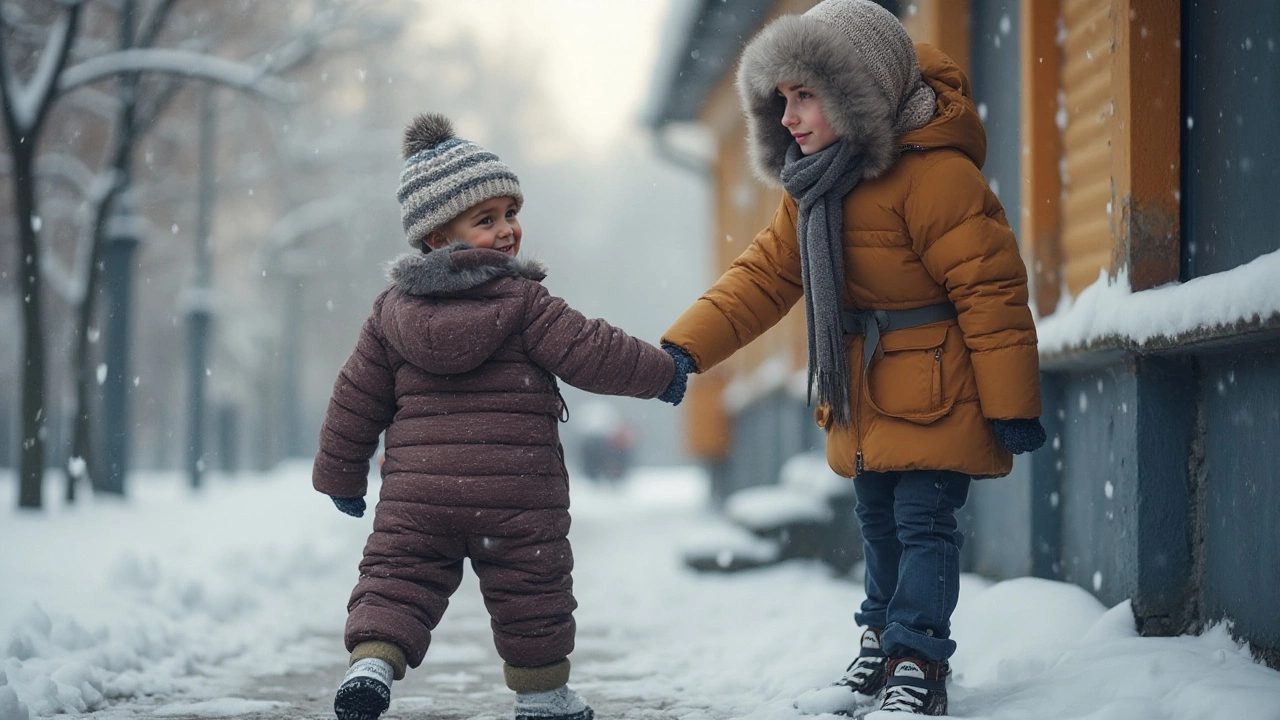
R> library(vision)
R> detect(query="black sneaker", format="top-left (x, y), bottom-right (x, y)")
top-left (879, 656), bottom-right (950, 716)
top-left (334, 658), bottom-right (393, 720)
top-left (836, 627), bottom-right (889, 698)
top-left (793, 627), bottom-right (886, 715)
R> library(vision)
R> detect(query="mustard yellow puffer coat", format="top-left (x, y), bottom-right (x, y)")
top-left (662, 45), bottom-right (1041, 479)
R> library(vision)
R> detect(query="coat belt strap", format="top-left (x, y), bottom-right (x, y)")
top-left (842, 302), bottom-right (958, 373)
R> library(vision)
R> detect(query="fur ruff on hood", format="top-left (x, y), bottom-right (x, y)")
top-left (385, 242), bottom-right (547, 296)
top-left (736, 15), bottom-right (899, 187)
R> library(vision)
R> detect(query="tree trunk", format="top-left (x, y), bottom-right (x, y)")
top-left (66, 224), bottom-right (109, 501)
top-left (14, 143), bottom-right (47, 509)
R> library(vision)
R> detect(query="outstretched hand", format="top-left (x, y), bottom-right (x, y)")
top-left (330, 495), bottom-right (367, 518)
top-left (991, 418), bottom-right (1047, 455)
top-left (658, 344), bottom-right (697, 405)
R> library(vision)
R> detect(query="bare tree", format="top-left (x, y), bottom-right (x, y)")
top-left (0, 0), bottom-right (291, 509)
top-left (58, 1), bottom-right (353, 499)
top-left (0, 1), bottom-right (84, 510)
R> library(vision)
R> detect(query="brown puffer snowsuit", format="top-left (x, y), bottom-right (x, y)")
top-left (313, 243), bottom-right (674, 677)
top-left (662, 44), bottom-right (1041, 479)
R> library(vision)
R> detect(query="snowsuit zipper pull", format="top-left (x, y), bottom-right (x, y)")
top-left (552, 380), bottom-right (570, 423)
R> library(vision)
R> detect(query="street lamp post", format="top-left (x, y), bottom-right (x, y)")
top-left (186, 87), bottom-right (218, 489)
top-left (98, 192), bottom-right (146, 495)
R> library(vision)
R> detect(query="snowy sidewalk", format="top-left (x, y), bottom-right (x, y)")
top-left (2, 465), bottom-right (1278, 720)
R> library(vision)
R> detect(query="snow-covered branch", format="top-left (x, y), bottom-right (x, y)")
top-left (1, 8), bottom-right (82, 132)
top-left (58, 48), bottom-right (295, 102)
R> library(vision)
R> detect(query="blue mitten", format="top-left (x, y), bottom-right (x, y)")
top-left (658, 344), bottom-right (697, 406)
top-left (330, 495), bottom-right (367, 518)
top-left (991, 418), bottom-right (1047, 454)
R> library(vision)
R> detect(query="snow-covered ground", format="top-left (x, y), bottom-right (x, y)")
top-left (2, 465), bottom-right (1278, 720)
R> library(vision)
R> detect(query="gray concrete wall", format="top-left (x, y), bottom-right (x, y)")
top-left (1056, 367), bottom-right (1142, 607)
top-left (1200, 351), bottom-right (1280, 657)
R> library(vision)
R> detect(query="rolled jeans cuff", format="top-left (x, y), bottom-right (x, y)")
top-left (881, 621), bottom-right (956, 663)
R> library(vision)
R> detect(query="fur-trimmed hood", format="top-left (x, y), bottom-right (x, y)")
top-left (386, 242), bottom-right (546, 296)
top-left (736, 4), bottom-right (951, 188)
top-left (737, 14), bottom-right (898, 187)
top-left (378, 243), bottom-right (548, 374)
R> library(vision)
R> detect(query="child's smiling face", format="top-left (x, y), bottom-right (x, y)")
top-left (428, 196), bottom-right (522, 255)
top-left (777, 82), bottom-right (838, 155)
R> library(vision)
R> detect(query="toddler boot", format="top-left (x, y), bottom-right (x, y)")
top-left (793, 627), bottom-right (887, 715)
top-left (334, 657), bottom-right (394, 720)
top-left (879, 656), bottom-right (950, 716)
top-left (514, 685), bottom-right (594, 720)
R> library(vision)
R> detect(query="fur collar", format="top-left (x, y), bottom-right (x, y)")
top-left (736, 14), bottom-right (898, 188)
top-left (385, 242), bottom-right (547, 296)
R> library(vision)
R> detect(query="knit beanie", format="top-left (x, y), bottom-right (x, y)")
top-left (397, 114), bottom-right (523, 251)
top-left (802, 0), bottom-right (936, 134)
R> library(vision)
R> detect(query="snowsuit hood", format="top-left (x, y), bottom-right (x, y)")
top-left (380, 243), bottom-right (547, 374)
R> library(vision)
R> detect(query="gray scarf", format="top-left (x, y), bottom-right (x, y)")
top-left (780, 139), bottom-right (865, 427)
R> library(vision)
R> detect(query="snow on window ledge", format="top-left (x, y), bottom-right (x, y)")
top-left (1036, 249), bottom-right (1280, 361)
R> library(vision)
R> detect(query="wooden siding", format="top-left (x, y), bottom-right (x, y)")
top-left (1021, 0), bottom-right (1065, 314)
top-left (1060, 0), bottom-right (1116, 295)
top-left (1109, 0), bottom-right (1180, 291)
top-left (901, 0), bottom-right (973, 74)
top-left (1058, 0), bottom-right (1181, 296)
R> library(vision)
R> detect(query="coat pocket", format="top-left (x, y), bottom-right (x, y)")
top-left (864, 324), bottom-right (954, 425)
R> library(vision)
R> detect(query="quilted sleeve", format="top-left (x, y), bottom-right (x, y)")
top-left (312, 294), bottom-right (397, 498)
top-left (522, 283), bottom-right (676, 399)
top-left (661, 195), bottom-right (805, 372)
top-left (905, 154), bottom-right (1042, 420)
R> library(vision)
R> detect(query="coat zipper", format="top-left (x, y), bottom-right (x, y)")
top-left (856, 450), bottom-right (864, 474)
top-left (933, 348), bottom-right (943, 408)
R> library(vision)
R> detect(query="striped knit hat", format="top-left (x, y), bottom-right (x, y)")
top-left (397, 114), bottom-right (523, 251)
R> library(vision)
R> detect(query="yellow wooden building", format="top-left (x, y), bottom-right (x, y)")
top-left (648, 0), bottom-right (1280, 662)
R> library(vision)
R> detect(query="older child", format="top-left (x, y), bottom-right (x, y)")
top-left (314, 114), bottom-right (688, 720)
top-left (661, 1), bottom-right (1045, 715)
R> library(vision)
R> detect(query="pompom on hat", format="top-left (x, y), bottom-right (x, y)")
top-left (397, 113), bottom-right (523, 251)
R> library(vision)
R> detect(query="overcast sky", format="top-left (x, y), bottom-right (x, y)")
top-left (413, 0), bottom-right (676, 155)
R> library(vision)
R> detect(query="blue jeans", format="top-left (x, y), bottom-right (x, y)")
top-left (852, 469), bottom-right (970, 662)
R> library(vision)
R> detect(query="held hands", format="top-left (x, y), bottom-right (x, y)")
top-left (658, 344), bottom-right (697, 406)
top-left (330, 495), bottom-right (367, 518)
top-left (991, 418), bottom-right (1047, 455)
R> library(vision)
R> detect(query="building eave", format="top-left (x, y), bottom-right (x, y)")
top-left (643, 0), bottom-right (776, 129)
